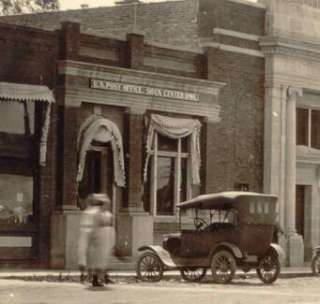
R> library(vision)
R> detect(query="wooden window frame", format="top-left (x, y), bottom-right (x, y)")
top-left (150, 133), bottom-right (192, 217)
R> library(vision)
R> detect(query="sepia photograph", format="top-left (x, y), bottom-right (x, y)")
top-left (0, 0), bottom-right (319, 303)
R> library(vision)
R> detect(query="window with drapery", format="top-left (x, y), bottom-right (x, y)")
top-left (144, 114), bottom-right (201, 217)
top-left (296, 107), bottom-right (320, 149)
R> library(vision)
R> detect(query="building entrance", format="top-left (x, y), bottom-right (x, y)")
top-left (78, 143), bottom-right (114, 206)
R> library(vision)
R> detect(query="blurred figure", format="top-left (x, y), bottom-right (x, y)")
top-left (78, 193), bottom-right (115, 287)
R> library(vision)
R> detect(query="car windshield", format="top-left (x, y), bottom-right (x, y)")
top-left (187, 208), bottom-right (238, 231)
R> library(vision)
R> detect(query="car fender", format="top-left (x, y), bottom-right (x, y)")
top-left (212, 242), bottom-right (243, 259)
top-left (137, 245), bottom-right (176, 268)
top-left (269, 243), bottom-right (285, 261)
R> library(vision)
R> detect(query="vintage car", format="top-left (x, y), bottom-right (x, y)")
top-left (136, 191), bottom-right (284, 284)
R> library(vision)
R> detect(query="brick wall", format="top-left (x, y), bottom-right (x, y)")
top-left (0, 23), bottom-right (59, 267)
top-left (205, 49), bottom-right (265, 193)
top-left (0, 0), bottom-right (199, 48)
top-left (199, 0), bottom-right (265, 38)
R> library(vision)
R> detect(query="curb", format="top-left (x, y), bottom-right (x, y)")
top-left (0, 270), bottom-right (315, 282)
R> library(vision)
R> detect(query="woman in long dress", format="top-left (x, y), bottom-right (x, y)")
top-left (78, 193), bottom-right (115, 287)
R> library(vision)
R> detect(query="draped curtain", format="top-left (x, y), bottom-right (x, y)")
top-left (144, 114), bottom-right (202, 185)
top-left (77, 115), bottom-right (126, 188)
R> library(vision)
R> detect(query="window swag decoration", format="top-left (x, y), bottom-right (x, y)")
top-left (144, 114), bottom-right (202, 185)
top-left (77, 115), bottom-right (126, 187)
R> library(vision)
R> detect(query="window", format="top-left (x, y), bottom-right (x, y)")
top-left (0, 174), bottom-right (33, 226)
top-left (150, 133), bottom-right (190, 216)
top-left (0, 101), bottom-right (34, 135)
top-left (297, 108), bottom-right (320, 149)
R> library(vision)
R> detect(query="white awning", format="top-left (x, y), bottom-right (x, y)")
top-left (0, 82), bottom-right (55, 166)
top-left (0, 82), bottom-right (55, 103)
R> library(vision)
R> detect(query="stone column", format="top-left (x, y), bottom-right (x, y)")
top-left (263, 85), bottom-right (286, 231)
top-left (117, 108), bottom-right (153, 257)
top-left (285, 86), bottom-right (304, 266)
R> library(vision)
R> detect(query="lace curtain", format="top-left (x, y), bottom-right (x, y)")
top-left (144, 114), bottom-right (202, 185)
top-left (77, 115), bottom-right (126, 187)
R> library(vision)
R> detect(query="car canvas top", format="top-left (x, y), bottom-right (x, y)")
top-left (176, 191), bottom-right (277, 210)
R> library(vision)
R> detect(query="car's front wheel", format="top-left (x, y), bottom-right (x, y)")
top-left (136, 251), bottom-right (164, 282)
top-left (180, 267), bottom-right (207, 282)
top-left (211, 250), bottom-right (236, 284)
top-left (256, 251), bottom-right (280, 284)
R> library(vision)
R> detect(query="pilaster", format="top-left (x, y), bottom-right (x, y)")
top-left (285, 86), bottom-right (304, 266)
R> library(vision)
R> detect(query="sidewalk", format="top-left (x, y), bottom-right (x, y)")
top-left (0, 266), bottom-right (314, 282)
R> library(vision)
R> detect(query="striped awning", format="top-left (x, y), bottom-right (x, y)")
top-left (0, 82), bottom-right (55, 103)
top-left (0, 82), bottom-right (55, 166)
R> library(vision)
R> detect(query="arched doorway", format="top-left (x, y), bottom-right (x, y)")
top-left (76, 115), bottom-right (126, 216)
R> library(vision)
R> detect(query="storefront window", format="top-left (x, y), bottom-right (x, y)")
top-left (297, 108), bottom-right (320, 149)
top-left (0, 101), bottom-right (34, 135)
top-left (0, 174), bottom-right (33, 225)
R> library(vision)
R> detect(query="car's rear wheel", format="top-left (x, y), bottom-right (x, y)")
top-left (180, 267), bottom-right (207, 282)
top-left (211, 250), bottom-right (236, 284)
top-left (136, 251), bottom-right (164, 282)
top-left (311, 254), bottom-right (320, 275)
top-left (256, 251), bottom-right (280, 284)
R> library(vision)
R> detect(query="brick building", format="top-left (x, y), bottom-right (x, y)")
top-left (0, 0), bottom-right (316, 269)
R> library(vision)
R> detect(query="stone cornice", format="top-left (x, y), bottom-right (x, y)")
top-left (260, 35), bottom-right (320, 61)
top-left (57, 60), bottom-right (223, 122)
top-left (58, 60), bottom-right (226, 96)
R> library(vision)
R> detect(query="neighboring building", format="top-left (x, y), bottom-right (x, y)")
top-left (1, 0), bottom-right (318, 269)
top-left (260, 0), bottom-right (320, 265)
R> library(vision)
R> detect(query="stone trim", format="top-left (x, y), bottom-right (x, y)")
top-left (228, 0), bottom-right (266, 9)
top-left (201, 42), bottom-right (264, 58)
top-left (213, 28), bottom-right (260, 42)
top-left (260, 36), bottom-right (320, 61)
top-left (58, 60), bottom-right (225, 96)
top-left (58, 60), bottom-right (223, 122)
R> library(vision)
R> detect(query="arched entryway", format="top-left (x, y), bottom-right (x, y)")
top-left (76, 114), bottom-right (126, 216)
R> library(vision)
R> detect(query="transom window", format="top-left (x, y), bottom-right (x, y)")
top-left (150, 133), bottom-right (191, 216)
top-left (297, 108), bottom-right (320, 149)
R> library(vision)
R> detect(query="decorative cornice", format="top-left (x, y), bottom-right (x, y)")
top-left (58, 60), bottom-right (226, 96)
top-left (260, 35), bottom-right (320, 61)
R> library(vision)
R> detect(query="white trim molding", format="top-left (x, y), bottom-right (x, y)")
top-left (213, 28), bottom-right (260, 42)
top-left (201, 42), bottom-right (264, 58)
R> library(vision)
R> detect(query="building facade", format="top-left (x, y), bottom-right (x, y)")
top-left (260, 0), bottom-right (320, 265)
top-left (0, 0), bottom-right (317, 269)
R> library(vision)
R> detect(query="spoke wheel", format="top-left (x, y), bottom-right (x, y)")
top-left (256, 252), bottom-right (280, 284)
top-left (311, 254), bottom-right (320, 276)
top-left (211, 250), bottom-right (236, 284)
top-left (180, 267), bottom-right (207, 282)
top-left (136, 252), bottom-right (164, 282)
